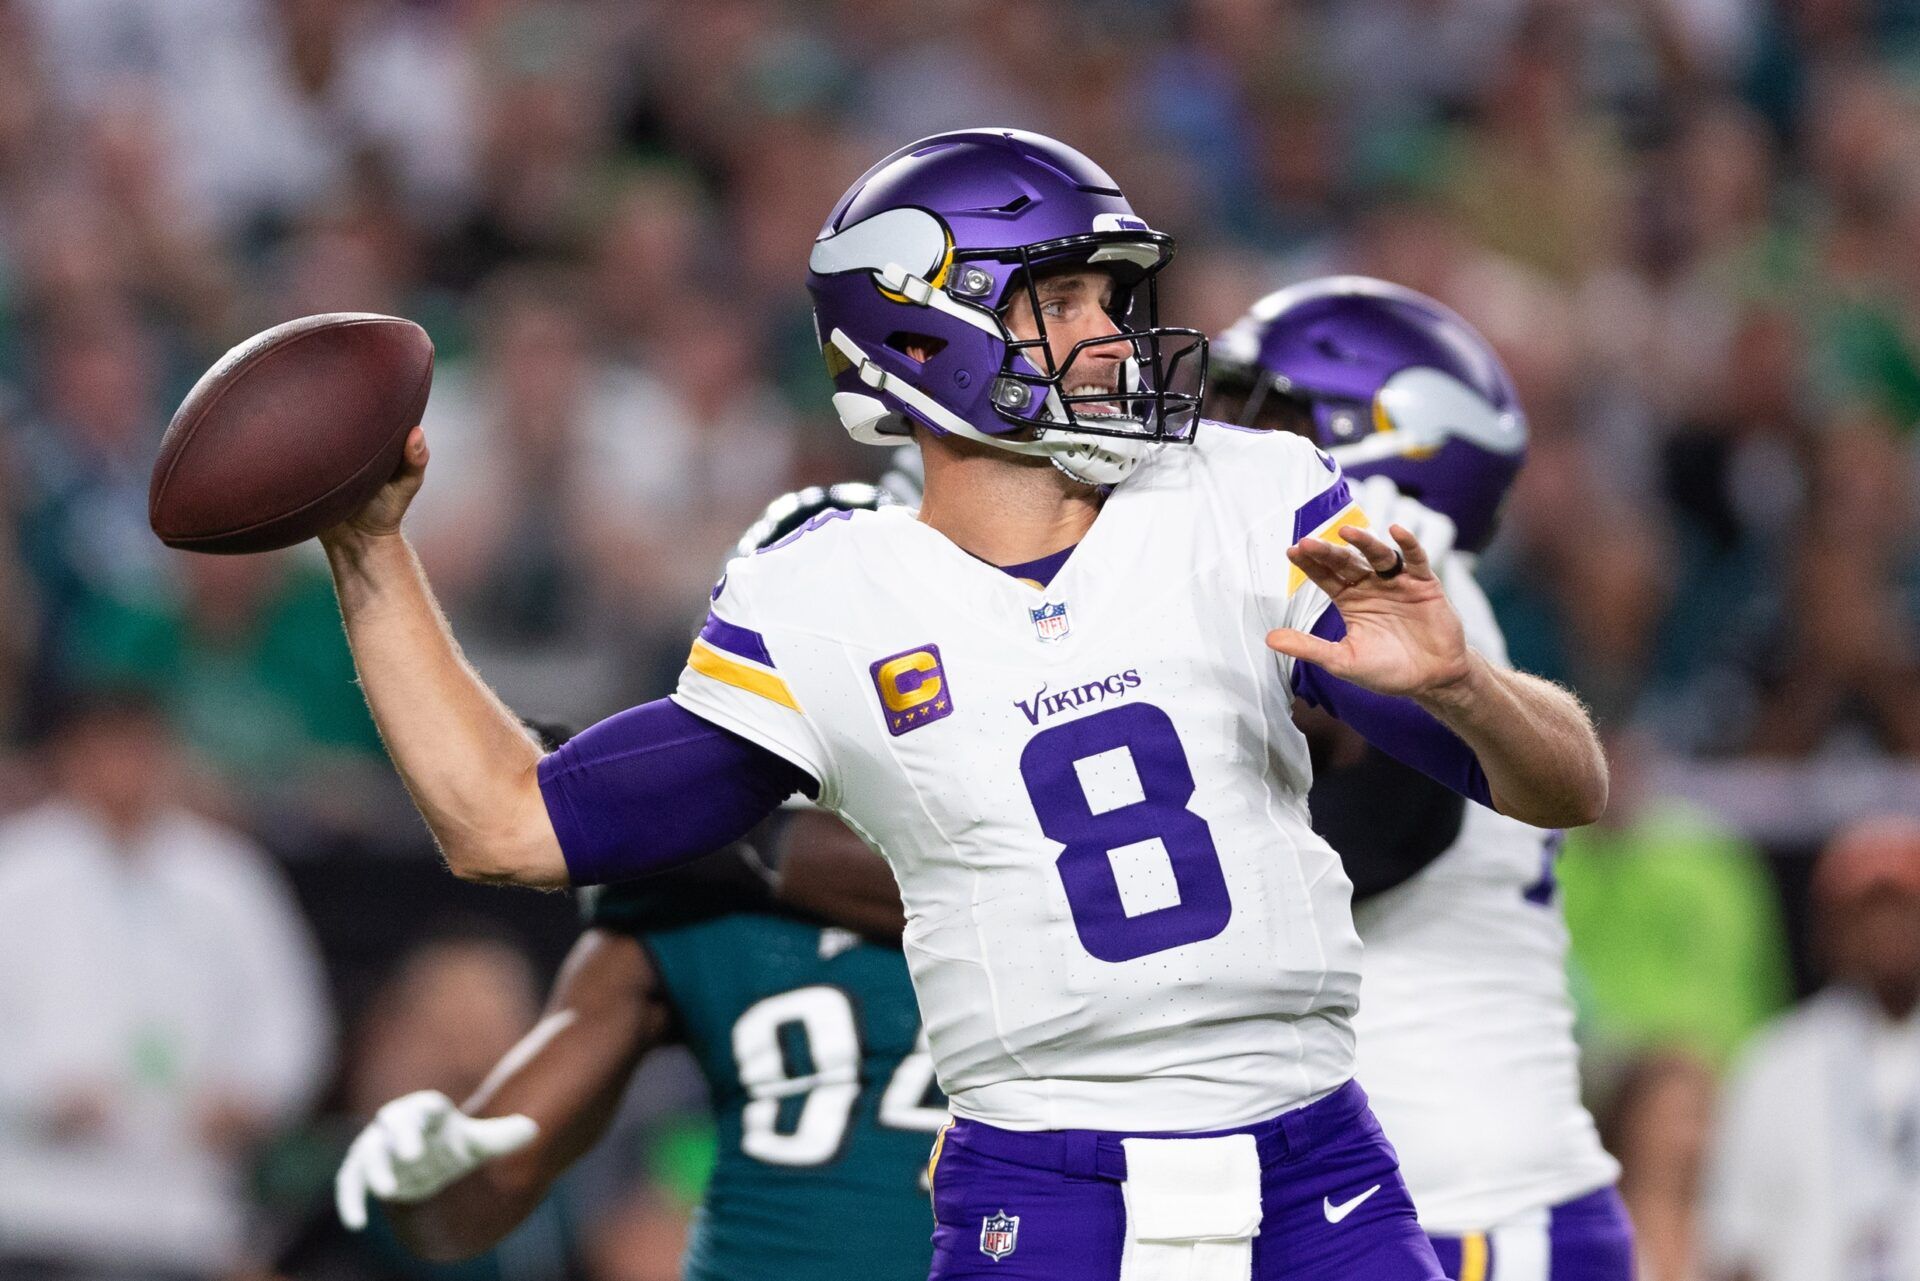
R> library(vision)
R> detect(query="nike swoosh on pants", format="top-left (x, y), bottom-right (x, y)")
top-left (1322, 1184), bottom-right (1382, 1224)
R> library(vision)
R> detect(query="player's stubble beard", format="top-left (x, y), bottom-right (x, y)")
top-left (913, 427), bottom-right (1103, 560)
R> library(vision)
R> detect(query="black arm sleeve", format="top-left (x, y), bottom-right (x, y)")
top-left (1307, 744), bottom-right (1467, 901)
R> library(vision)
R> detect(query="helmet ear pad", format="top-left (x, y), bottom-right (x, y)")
top-left (1307, 397), bottom-right (1375, 449)
top-left (1217, 378), bottom-right (1316, 437)
top-left (871, 314), bottom-right (1027, 438)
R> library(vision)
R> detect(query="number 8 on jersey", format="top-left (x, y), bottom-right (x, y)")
top-left (1020, 703), bottom-right (1231, 962)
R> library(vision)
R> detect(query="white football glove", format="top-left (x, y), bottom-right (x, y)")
top-left (335, 1090), bottom-right (539, 1231)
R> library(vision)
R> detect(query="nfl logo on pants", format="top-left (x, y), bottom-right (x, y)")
top-left (979, 1210), bottom-right (1019, 1261)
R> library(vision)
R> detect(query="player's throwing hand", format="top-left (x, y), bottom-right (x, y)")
top-left (334, 1089), bottom-right (538, 1231)
top-left (1267, 523), bottom-right (1472, 698)
top-left (322, 426), bottom-right (430, 547)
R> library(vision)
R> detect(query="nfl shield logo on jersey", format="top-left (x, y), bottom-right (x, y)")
top-left (979, 1210), bottom-right (1019, 1261)
top-left (1030, 601), bottom-right (1070, 643)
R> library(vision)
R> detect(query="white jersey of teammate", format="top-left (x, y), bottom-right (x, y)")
top-left (1344, 475), bottom-right (1619, 1233)
top-left (674, 425), bottom-right (1367, 1134)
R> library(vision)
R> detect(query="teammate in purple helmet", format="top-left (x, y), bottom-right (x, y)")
top-left (316, 131), bottom-right (1608, 1280)
top-left (1215, 276), bottom-right (1633, 1278)
top-left (1210, 275), bottom-right (1525, 553)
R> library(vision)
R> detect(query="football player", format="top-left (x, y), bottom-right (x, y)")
top-left (1211, 277), bottom-right (1632, 1279)
top-left (333, 485), bottom-right (945, 1281)
top-left (318, 129), bottom-right (1607, 1280)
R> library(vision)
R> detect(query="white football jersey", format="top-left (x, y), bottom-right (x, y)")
top-left (673, 426), bottom-right (1368, 1133)
top-left (1345, 478), bottom-right (1619, 1232)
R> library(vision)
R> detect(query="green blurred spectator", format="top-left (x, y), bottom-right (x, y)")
top-left (70, 549), bottom-right (382, 782)
top-left (1811, 294), bottom-right (1920, 432)
top-left (1557, 735), bottom-right (1791, 1066)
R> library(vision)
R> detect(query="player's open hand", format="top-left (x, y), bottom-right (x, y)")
top-left (321, 426), bottom-right (429, 547)
top-left (335, 1089), bottom-right (538, 1231)
top-left (1266, 523), bottom-right (1472, 699)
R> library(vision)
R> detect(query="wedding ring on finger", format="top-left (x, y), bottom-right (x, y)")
top-left (1375, 548), bottom-right (1406, 581)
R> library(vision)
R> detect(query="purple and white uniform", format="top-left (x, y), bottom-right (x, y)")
top-left (540, 132), bottom-right (1492, 1276)
top-left (654, 425), bottom-right (1460, 1278)
top-left (680, 427), bottom-right (1376, 1133)
top-left (535, 446), bottom-right (1496, 1280)
top-left (1214, 276), bottom-right (1632, 1279)
top-left (1347, 478), bottom-right (1628, 1279)
top-left (929, 1081), bottom-right (1437, 1279)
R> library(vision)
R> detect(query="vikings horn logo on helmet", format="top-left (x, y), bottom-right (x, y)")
top-left (1211, 276), bottom-right (1527, 552)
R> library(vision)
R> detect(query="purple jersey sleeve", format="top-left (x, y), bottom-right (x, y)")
top-left (538, 699), bottom-right (815, 886)
top-left (1292, 608), bottom-right (1494, 808)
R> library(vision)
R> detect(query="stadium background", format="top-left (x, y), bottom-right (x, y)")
top-left (1, 0), bottom-right (1917, 1277)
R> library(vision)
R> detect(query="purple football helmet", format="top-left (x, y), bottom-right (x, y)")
top-left (1211, 276), bottom-right (1527, 552)
top-left (808, 129), bottom-right (1205, 486)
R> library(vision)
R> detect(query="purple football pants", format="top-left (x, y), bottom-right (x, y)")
top-left (1426, 1187), bottom-right (1636, 1281)
top-left (928, 1081), bottom-right (1444, 1280)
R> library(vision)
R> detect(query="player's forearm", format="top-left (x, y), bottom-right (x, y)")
top-left (323, 529), bottom-right (564, 886)
top-left (382, 1084), bottom-right (579, 1262)
top-left (389, 932), bottom-right (664, 1260)
top-left (1413, 653), bottom-right (1608, 828)
top-left (385, 1160), bottom-right (543, 1260)
top-left (385, 1115), bottom-right (600, 1262)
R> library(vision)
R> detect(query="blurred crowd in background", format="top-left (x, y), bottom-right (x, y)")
top-left (2, 0), bottom-right (1920, 1278)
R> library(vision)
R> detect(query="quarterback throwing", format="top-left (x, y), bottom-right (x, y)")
top-left (319, 130), bottom-right (1606, 1280)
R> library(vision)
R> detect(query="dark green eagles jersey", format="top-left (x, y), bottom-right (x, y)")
top-left (590, 886), bottom-right (944, 1281)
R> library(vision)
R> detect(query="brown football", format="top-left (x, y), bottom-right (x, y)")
top-left (149, 313), bottom-right (434, 553)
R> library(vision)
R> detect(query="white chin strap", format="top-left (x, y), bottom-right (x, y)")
top-left (1050, 435), bottom-right (1151, 487)
top-left (826, 324), bottom-right (1153, 487)
top-left (1053, 356), bottom-right (1156, 485)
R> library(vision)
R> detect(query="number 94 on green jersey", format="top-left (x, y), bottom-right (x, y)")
top-left (600, 901), bottom-right (944, 1281)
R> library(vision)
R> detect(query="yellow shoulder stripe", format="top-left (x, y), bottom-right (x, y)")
top-left (688, 638), bottom-right (802, 712)
top-left (1287, 503), bottom-right (1370, 594)
top-left (1459, 1232), bottom-right (1489, 1281)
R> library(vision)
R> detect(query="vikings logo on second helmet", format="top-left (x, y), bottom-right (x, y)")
top-left (1211, 276), bottom-right (1526, 553)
